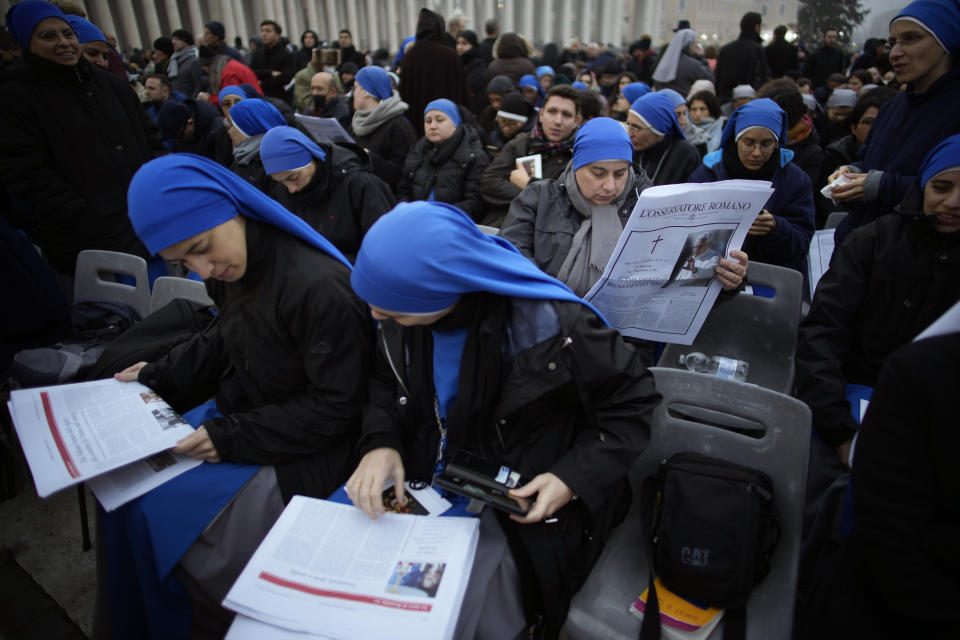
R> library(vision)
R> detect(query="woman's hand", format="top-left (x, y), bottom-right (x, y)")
top-left (346, 448), bottom-right (406, 519)
top-left (508, 472), bottom-right (574, 524)
top-left (829, 167), bottom-right (868, 202)
top-left (173, 426), bottom-right (220, 463)
top-left (114, 361), bottom-right (148, 382)
top-left (716, 249), bottom-right (749, 291)
top-left (748, 210), bottom-right (777, 236)
top-left (509, 167), bottom-right (532, 189)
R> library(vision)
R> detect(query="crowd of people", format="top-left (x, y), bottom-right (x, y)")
top-left (2, 0), bottom-right (960, 637)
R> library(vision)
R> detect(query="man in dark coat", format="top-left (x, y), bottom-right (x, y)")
top-left (307, 71), bottom-right (352, 130)
top-left (766, 25), bottom-right (799, 78)
top-left (803, 29), bottom-right (845, 90)
top-left (249, 20), bottom-right (297, 102)
top-left (476, 18), bottom-right (498, 64)
top-left (714, 12), bottom-right (769, 104)
top-left (157, 99), bottom-right (224, 161)
top-left (399, 9), bottom-right (471, 137)
top-left (336, 29), bottom-right (366, 68)
top-left (169, 28), bottom-right (201, 97)
top-left (203, 20), bottom-right (242, 61)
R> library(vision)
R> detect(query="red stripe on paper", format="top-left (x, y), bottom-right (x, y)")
top-left (41, 392), bottom-right (80, 478)
top-left (258, 571), bottom-right (433, 612)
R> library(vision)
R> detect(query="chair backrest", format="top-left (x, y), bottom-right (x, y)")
top-left (563, 367), bottom-right (811, 640)
top-left (73, 250), bottom-right (151, 320)
top-left (658, 261), bottom-right (803, 393)
top-left (476, 224), bottom-right (499, 236)
top-left (824, 210), bottom-right (848, 229)
top-left (149, 277), bottom-right (214, 314)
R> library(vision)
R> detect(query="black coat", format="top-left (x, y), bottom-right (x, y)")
top-left (351, 113), bottom-right (418, 192)
top-left (714, 32), bottom-right (769, 103)
top-left (765, 38), bottom-right (799, 79)
top-left (273, 143), bottom-right (395, 262)
top-left (461, 48), bottom-right (488, 115)
top-left (796, 197), bottom-right (960, 448)
top-left (397, 125), bottom-right (490, 221)
top-left (803, 46), bottom-right (845, 89)
top-left (139, 220), bottom-right (375, 500)
top-left (250, 42), bottom-right (297, 101)
top-left (634, 135), bottom-right (701, 186)
top-left (170, 98), bottom-right (224, 161)
top-left (360, 293), bottom-right (659, 636)
top-left (0, 55), bottom-right (165, 273)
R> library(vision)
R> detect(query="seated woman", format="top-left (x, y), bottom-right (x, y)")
top-left (224, 97), bottom-right (286, 193)
top-left (487, 91), bottom-right (534, 151)
top-left (689, 99), bottom-right (815, 275)
top-left (626, 92), bottom-right (701, 185)
top-left (346, 200), bottom-right (662, 639)
top-left (259, 126), bottom-right (395, 262)
top-left (105, 154), bottom-right (375, 638)
top-left (396, 99), bottom-right (490, 221)
top-left (687, 90), bottom-right (725, 155)
top-left (519, 73), bottom-right (545, 108)
top-left (610, 81), bottom-right (651, 121)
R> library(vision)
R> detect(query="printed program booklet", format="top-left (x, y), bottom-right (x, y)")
top-left (629, 577), bottom-right (724, 640)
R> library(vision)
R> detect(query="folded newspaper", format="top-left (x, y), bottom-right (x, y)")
top-left (584, 180), bottom-right (774, 345)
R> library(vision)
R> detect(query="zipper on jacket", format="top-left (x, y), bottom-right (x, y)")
top-left (379, 325), bottom-right (410, 398)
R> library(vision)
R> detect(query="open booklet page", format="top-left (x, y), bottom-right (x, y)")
top-left (87, 451), bottom-right (202, 511)
top-left (584, 180), bottom-right (775, 345)
top-left (8, 379), bottom-right (195, 498)
top-left (223, 496), bottom-right (480, 640)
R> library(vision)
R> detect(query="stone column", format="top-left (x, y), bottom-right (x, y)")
top-left (113, 0), bottom-right (143, 50)
top-left (345, 0), bottom-right (360, 50)
top-left (86, 0), bottom-right (120, 46)
top-left (386, 0), bottom-right (400, 55)
top-left (520, 0), bottom-right (533, 41)
top-left (188, 2), bottom-right (206, 41)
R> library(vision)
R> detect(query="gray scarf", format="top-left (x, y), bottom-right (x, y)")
top-left (167, 45), bottom-right (197, 78)
top-left (351, 94), bottom-right (409, 137)
top-left (556, 162), bottom-right (633, 297)
top-left (232, 134), bottom-right (263, 166)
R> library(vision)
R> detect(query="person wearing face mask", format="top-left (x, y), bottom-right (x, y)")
top-left (689, 98), bottom-right (815, 275)
top-left (259, 126), bottom-right (394, 261)
top-left (397, 99), bottom-right (490, 221)
top-left (0, 0), bottom-right (165, 284)
top-left (625, 92), bottom-right (700, 186)
top-left (829, 0), bottom-right (960, 245)
top-left (304, 71), bottom-right (351, 129)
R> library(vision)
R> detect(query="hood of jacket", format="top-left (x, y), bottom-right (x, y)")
top-left (496, 33), bottom-right (528, 60)
top-left (416, 8), bottom-right (446, 42)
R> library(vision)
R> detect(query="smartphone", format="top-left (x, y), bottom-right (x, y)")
top-left (434, 451), bottom-right (529, 516)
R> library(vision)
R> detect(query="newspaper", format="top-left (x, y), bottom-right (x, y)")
top-left (8, 379), bottom-right (196, 498)
top-left (584, 180), bottom-right (775, 345)
top-left (914, 299), bottom-right (960, 342)
top-left (223, 496), bottom-right (480, 640)
top-left (87, 451), bottom-right (202, 511)
top-left (807, 229), bottom-right (836, 300)
top-left (294, 114), bottom-right (355, 145)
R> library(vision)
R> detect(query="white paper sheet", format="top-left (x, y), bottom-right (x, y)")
top-left (914, 299), bottom-right (960, 342)
top-left (226, 614), bottom-right (334, 640)
top-left (584, 180), bottom-right (774, 345)
top-left (87, 452), bottom-right (202, 511)
top-left (294, 114), bottom-right (355, 145)
top-left (807, 229), bottom-right (836, 300)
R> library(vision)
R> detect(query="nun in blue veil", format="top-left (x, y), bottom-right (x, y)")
top-left (99, 153), bottom-right (375, 639)
top-left (345, 201), bottom-right (661, 639)
top-left (223, 98), bottom-right (285, 193)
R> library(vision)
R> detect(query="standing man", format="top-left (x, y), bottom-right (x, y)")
top-left (803, 29), bottom-right (845, 90)
top-left (476, 18), bottom-right (498, 64)
top-left (337, 29), bottom-right (365, 68)
top-left (250, 20), bottom-right (296, 102)
top-left (168, 29), bottom-right (200, 97)
top-left (714, 12), bottom-right (769, 106)
top-left (766, 25), bottom-right (799, 78)
top-left (203, 20), bottom-right (241, 61)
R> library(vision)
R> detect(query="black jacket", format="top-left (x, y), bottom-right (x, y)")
top-left (634, 135), bottom-right (701, 186)
top-left (170, 98), bottom-right (224, 161)
top-left (309, 95), bottom-right (352, 131)
top-left (139, 220), bottom-right (375, 500)
top-left (0, 55), bottom-right (165, 273)
top-left (250, 42), bottom-right (297, 101)
top-left (715, 31), bottom-right (769, 103)
top-left (351, 113), bottom-right (418, 192)
top-left (360, 294), bottom-right (659, 636)
top-left (461, 48), bottom-right (488, 115)
top-left (796, 197), bottom-right (960, 448)
top-left (397, 125), bottom-right (490, 221)
top-left (765, 38), bottom-right (799, 79)
top-left (803, 45), bottom-right (845, 89)
top-left (274, 142), bottom-right (395, 262)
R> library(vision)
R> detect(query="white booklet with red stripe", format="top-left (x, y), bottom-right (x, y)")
top-left (223, 496), bottom-right (480, 640)
top-left (8, 378), bottom-right (196, 498)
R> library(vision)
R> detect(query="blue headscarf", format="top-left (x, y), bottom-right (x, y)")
top-left (218, 86), bottom-right (246, 105)
top-left (6, 0), bottom-right (68, 48)
top-left (572, 117), bottom-right (634, 170)
top-left (518, 74), bottom-right (540, 90)
top-left (394, 35), bottom-right (416, 69)
top-left (355, 66), bottom-right (392, 100)
top-left (621, 82), bottom-right (651, 104)
top-left (127, 154), bottom-right (350, 269)
top-left (229, 99), bottom-right (286, 137)
top-left (720, 98), bottom-right (788, 148)
top-left (536, 65), bottom-right (555, 78)
top-left (893, 0), bottom-right (960, 55)
top-left (259, 126), bottom-right (327, 174)
top-left (351, 202), bottom-right (604, 318)
top-left (629, 92), bottom-right (685, 138)
top-left (657, 88), bottom-right (688, 110)
top-left (66, 16), bottom-right (105, 44)
top-left (920, 134), bottom-right (960, 188)
top-left (572, 81), bottom-right (589, 90)
top-left (424, 98), bottom-right (462, 128)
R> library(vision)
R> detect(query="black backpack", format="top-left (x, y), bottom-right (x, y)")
top-left (639, 452), bottom-right (781, 640)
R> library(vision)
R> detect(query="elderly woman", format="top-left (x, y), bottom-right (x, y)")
top-left (688, 99), bottom-right (814, 275)
top-left (224, 98), bottom-right (286, 193)
top-left (626, 92), bottom-right (701, 185)
top-left (259, 126), bottom-right (395, 262)
top-left (830, 0), bottom-right (960, 244)
top-left (106, 154), bottom-right (375, 638)
top-left (396, 99), bottom-right (490, 220)
top-left (687, 89), bottom-right (726, 154)
top-left (346, 200), bottom-right (661, 640)
top-left (652, 28), bottom-right (714, 97)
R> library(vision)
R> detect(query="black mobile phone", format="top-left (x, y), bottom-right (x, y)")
top-left (434, 451), bottom-right (529, 516)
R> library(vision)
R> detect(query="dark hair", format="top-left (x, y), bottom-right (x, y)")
top-left (170, 29), bottom-right (193, 45)
top-left (152, 37), bottom-right (173, 56)
top-left (740, 12), bottom-right (762, 33)
top-left (796, 77), bottom-right (812, 88)
top-left (545, 84), bottom-right (582, 113)
top-left (143, 73), bottom-right (171, 90)
top-left (703, 44), bottom-right (718, 58)
top-left (824, 28), bottom-right (839, 36)
top-left (774, 25), bottom-right (788, 38)
top-left (688, 90), bottom-right (721, 118)
top-left (260, 20), bottom-right (282, 34)
top-left (827, 72), bottom-right (847, 85)
top-left (758, 79), bottom-right (804, 128)
top-left (848, 87), bottom-right (896, 127)
top-left (850, 69), bottom-right (873, 85)
top-left (485, 19), bottom-right (498, 36)
top-left (616, 71), bottom-right (637, 85)
top-left (577, 90), bottom-right (603, 121)
top-left (339, 29), bottom-right (352, 37)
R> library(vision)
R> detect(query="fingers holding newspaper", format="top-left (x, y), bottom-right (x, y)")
top-left (347, 447), bottom-right (407, 518)
top-left (173, 426), bottom-right (220, 463)
top-left (715, 249), bottom-right (749, 291)
top-left (114, 361), bottom-right (148, 382)
top-left (508, 472), bottom-right (573, 524)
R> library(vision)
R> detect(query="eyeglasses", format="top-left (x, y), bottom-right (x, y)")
top-left (496, 118), bottom-right (524, 129)
top-left (885, 31), bottom-right (926, 52)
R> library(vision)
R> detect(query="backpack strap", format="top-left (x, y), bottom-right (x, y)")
top-left (639, 473), bottom-right (661, 640)
top-left (722, 605), bottom-right (746, 640)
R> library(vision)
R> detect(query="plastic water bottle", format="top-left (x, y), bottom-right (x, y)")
top-left (679, 352), bottom-right (749, 382)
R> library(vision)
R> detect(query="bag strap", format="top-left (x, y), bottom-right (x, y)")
top-left (722, 605), bottom-right (746, 640)
top-left (639, 474), bottom-right (661, 640)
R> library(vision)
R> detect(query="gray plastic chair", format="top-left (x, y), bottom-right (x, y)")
top-left (658, 262), bottom-right (803, 394)
top-left (824, 211), bottom-right (848, 229)
top-left (73, 249), bottom-right (151, 320)
top-left (149, 276), bottom-right (214, 314)
top-left (562, 367), bottom-right (811, 640)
